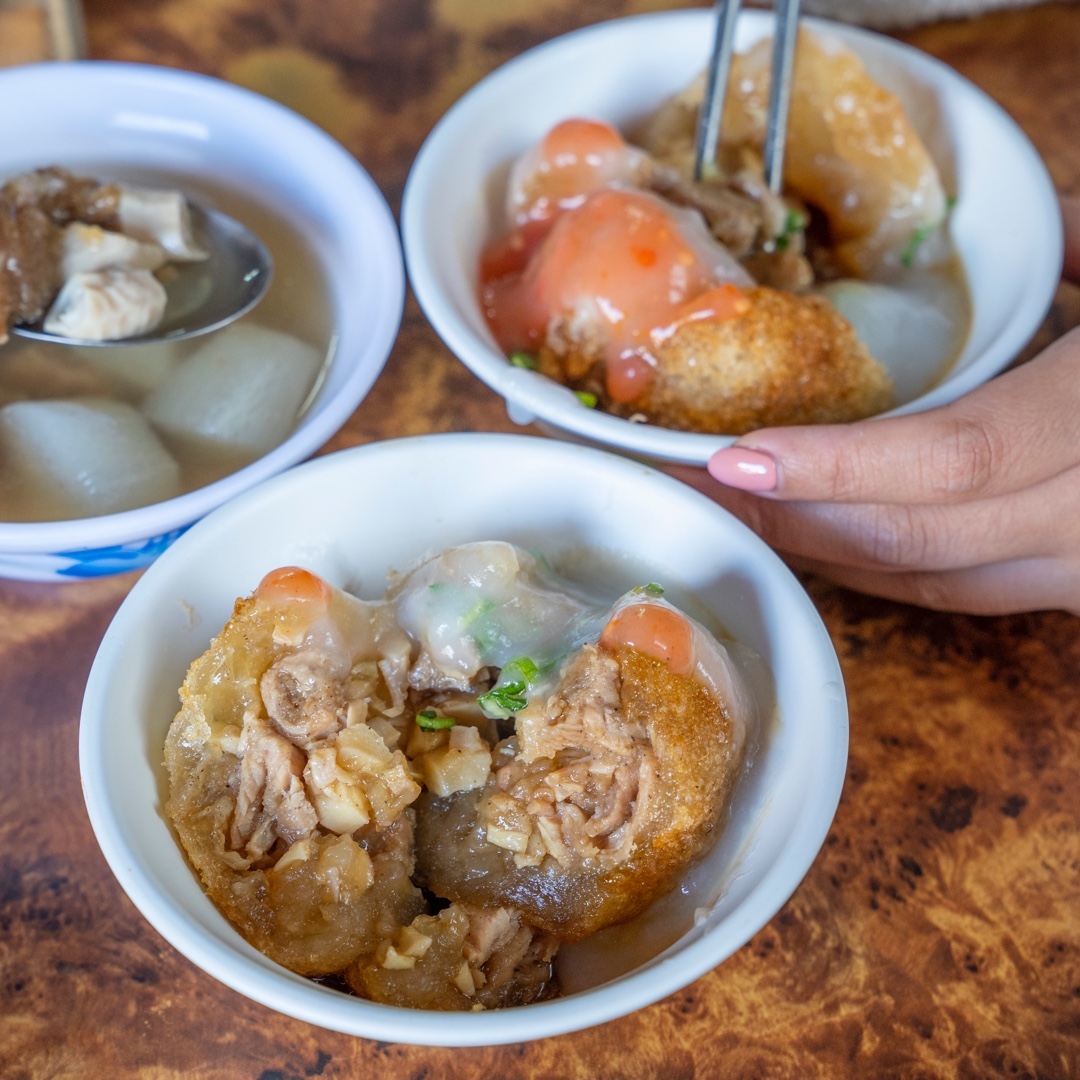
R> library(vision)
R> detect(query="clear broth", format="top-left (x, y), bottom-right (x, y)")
top-left (0, 171), bottom-right (334, 521)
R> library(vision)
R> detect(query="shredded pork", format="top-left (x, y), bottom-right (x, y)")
top-left (481, 644), bottom-right (657, 870)
top-left (230, 710), bottom-right (318, 861)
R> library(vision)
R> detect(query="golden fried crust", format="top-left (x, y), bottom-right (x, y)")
top-left (538, 286), bottom-right (892, 436)
top-left (638, 286), bottom-right (892, 434)
top-left (164, 594), bottom-right (423, 976)
top-left (414, 648), bottom-right (741, 941)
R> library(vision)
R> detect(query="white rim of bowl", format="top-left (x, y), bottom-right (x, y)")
top-left (80, 432), bottom-right (848, 1045)
top-left (0, 61), bottom-right (405, 554)
top-left (402, 9), bottom-right (1063, 466)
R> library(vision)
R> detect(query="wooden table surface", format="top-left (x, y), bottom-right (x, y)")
top-left (2, 2), bottom-right (1079, 1077)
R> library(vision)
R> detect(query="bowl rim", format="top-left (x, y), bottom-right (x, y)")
top-left (80, 431), bottom-right (848, 1045)
top-left (0, 60), bottom-right (405, 552)
top-left (402, 7), bottom-right (1064, 465)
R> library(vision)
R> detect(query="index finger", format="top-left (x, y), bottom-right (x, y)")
top-left (708, 326), bottom-right (1080, 504)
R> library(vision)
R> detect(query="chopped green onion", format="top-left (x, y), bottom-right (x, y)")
top-left (474, 625), bottom-right (503, 653)
top-left (633, 582), bottom-right (665, 597)
top-left (900, 223), bottom-right (934, 269)
top-left (460, 597), bottom-right (496, 629)
top-left (575, 391), bottom-right (598, 408)
top-left (509, 351), bottom-right (539, 370)
top-left (503, 656), bottom-right (540, 684)
top-left (774, 209), bottom-right (807, 252)
top-left (416, 710), bottom-right (456, 731)
top-left (477, 681), bottom-right (528, 720)
top-left (946, 194), bottom-right (958, 211)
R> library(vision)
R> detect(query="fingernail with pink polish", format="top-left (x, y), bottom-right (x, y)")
top-left (708, 447), bottom-right (778, 492)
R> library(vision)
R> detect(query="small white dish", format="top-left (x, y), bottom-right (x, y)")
top-left (80, 432), bottom-right (847, 1045)
top-left (402, 8), bottom-right (1062, 465)
top-left (0, 62), bottom-right (404, 579)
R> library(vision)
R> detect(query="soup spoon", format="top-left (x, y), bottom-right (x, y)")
top-left (13, 202), bottom-right (273, 347)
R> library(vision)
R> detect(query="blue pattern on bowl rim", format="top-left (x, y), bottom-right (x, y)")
top-left (54, 526), bottom-right (193, 578)
top-left (0, 525), bottom-right (193, 581)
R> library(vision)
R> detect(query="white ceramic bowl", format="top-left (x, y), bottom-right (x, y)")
top-left (402, 9), bottom-right (1062, 465)
top-left (81, 432), bottom-right (847, 1045)
top-left (0, 62), bottom-right (403, 580)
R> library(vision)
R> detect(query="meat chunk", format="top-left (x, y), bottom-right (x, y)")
top-left (742, 250), bottom-right (815, 293)
top-left (230, 710), bottom-right (318, 861)
top-left (647, 164), bottom-right (762, 257)
top-left (415, 635), bottom-right (747, 940)
top-left (41, 266), bottom-right (167, 340)
top-left (0, 199), bottom-right (62, 340)
top-left (2, 167), bottom-right (121, 228)
top-left (261, 649), bottom-right (349, 743)
top-left (486, 645), bottom-right (655, 869)
top-left (0, 167), bottom-right (205, 343)
top-left (347, 903), bottom-right (558, 1010)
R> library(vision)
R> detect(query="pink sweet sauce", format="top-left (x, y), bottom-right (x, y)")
top-left (509, 118), bottom-right (641, 225)
top-left (599, 602), bottom-right (695, 677)
top-left (481, 120), bottom-right (749, 406)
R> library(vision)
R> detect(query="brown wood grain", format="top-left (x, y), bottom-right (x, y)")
top-left (1, 2), bottom-right (1078, 1077)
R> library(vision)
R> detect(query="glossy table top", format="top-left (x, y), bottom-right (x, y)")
top-left (1, 1), bottom-right (1079, 1076)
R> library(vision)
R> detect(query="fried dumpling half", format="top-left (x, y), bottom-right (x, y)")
top-left (639, 29), bottom-right (947, 278)
top-left (346, 902), bottom-right (558, 1011)
top-left (391, 541), bottom-right (597, 692)
top-left (164, 566), bottom-right (425, 975)
top-left (414, 592), bottom-right (752, 941)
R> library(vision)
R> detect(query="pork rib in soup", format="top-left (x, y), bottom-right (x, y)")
top-left (0, 172), bottom-right (332, 522)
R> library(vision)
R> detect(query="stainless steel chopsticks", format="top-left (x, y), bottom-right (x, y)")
top-left (693, 0), bottom-right (802, 193)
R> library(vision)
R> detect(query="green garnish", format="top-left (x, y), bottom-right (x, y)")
top-left (477, 681), bottom-right (528, 720)
top-left (474, 624), bottom-right (503, 653)
top-left (503, 656), bottom-right (540, 684)
top-left (575, 391), bottom-right (598, 408)
top-left (460, 597), bottom-right (496, 629)
top-left (416, 709), bottom-right (456, 731)
top-left (774, 209), bottom-right (807, 252)
top-left (900, 223), bottom-right (934, 269)
top-left (634, 582), bottom-right (665, 597)
top-left (509, 351), bottom-right (539, 370)
top-left (946, 194), bottom-right (958, 211)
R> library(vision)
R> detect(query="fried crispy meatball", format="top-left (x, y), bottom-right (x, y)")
top-left (542, 285), bottom-right (891, 434)
top-left (164, 570), bottom-right (425, 976)
top-left (415, 627), bottom-right (748, 941)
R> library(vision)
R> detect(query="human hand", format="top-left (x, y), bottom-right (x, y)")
top-left (672, 195), bottom-right (1080, 616)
